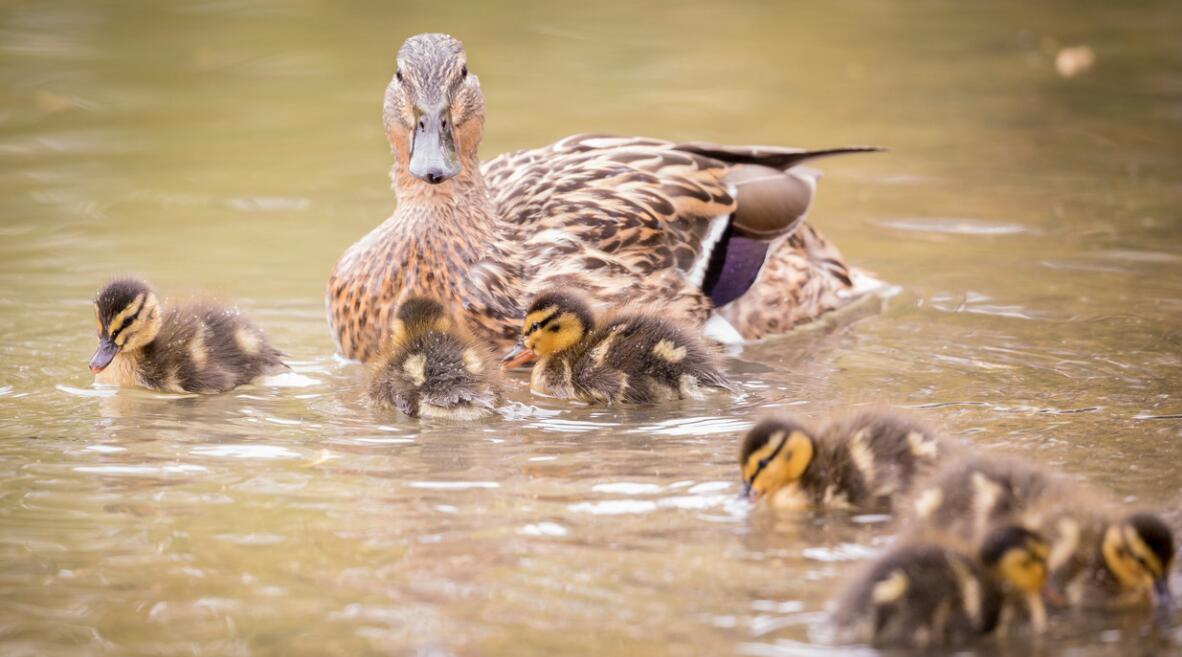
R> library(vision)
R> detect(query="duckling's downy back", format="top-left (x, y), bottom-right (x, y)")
top-left (575, 312), bottom-right (731, 404)
top-left (369, 297), bottom-right (500, 419)
top-left (143, 303), bottom-right (285, 393)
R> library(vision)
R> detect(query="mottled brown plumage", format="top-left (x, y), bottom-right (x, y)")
top-left (327, 33), bottom-right (882, 362)
top-left (509, 289), bottom-right (731, 405)
top-left (89, 278), bottom-right (285, 394)
top-left (368, 297), bottom-right (501, 420)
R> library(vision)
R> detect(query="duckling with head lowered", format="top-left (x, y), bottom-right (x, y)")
top-left (503, 290), bottom-right (731, 405)
top-left (739, 410), bottom-right (947, 511)
top-left (832, 524), bottom-right (1051, 648)
top-left (908, 454), bottom-right (1176, 612)
top-left (89, 278), bottom-right (285, 394)
top-left (369, 297), bottom-right (500, 420)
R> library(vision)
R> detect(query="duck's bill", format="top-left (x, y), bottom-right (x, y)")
top-left (501, 344), bottom-right (536, 370)
top-left (408, 105), bottom-right (461, 184)
top-left (89, 339), bottom-right (118, 373)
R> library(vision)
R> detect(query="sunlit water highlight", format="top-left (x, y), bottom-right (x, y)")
top-left (1, 1), bottom-right (1180, 655)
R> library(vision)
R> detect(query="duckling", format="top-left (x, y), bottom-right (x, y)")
top-left (908, 454), bottom-right (1176, 612)
top-left (368, 297), bottom-right (500, 420)
top-left (502, 290), bottom-right (730, 405)
top-left (89, 278), bottom-right (285, 394)
top-left (832, 524), bottom-right (1050, 648)
top-left (739, 410), bottom-right (947, 511)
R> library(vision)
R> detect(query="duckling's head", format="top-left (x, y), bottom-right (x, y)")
top-left (503, 291), bottom-right (595, 368)
top-left (738, 418), bottom-right (816, 500)
top-left (90, 278), bottom-right (163, 373)
top-left (1102, 513), bottom-right (1175, 610)
top-left (392, 297), bottom-right (452, 343)
top-left (981, 524), bottom-right (1050, 632)
top-left (385, 33), bottom-right (484, 186)
top-left (981, 525), bottom-right (1050, 595)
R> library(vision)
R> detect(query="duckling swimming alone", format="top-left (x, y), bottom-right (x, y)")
top-left (368, 297), bottom-right (500, 420)
top-left (502, 290), bottom-right (731, 404)
top-left (739, 410), bottom-right (947, 511)
top-left (908, 454), bottom-right (1176, 612)
top-left (89, 278), bottom-right (285, 394)
top-left (832, 524), bottom-right (1050, 648)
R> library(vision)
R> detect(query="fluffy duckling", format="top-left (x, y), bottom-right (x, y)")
top-left (368, 297), bottom-right (500, 420)
top-left (502, 290), bottom-right (730, 404)
top-left (832, 524), bottom-right (1050, 648)
top-left (739, 411), bottom-right (947, 511)
top-left (89, 278), bottom-right (284, 394)
top-left (908, 454), bottom-right (1176, 612)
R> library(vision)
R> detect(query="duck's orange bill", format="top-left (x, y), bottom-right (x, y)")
top-left (502, 344), bottom-right (536, 370)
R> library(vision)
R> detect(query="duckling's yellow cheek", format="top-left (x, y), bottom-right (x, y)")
top-left (1000, 554), bottom-right (1048, 594)
top-left (754, 458), bottom-right (796, 495)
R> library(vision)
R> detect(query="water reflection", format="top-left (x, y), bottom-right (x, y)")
top-left (1, 0), bottom-right (1181, 655)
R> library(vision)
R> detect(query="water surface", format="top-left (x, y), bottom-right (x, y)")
top-left (2, 1), bottom-right (1181, 655)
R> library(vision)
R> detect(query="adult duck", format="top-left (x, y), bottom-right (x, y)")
top-left (328, 33), bottom-right (882, 362)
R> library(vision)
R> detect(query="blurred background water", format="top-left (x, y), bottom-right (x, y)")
top-left (1, 0), bottom-right (1180, 655)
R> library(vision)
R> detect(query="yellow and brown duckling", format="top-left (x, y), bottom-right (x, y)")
top-left (739, 411), bottom-right (947, 511)
top-left (908, 454), bottom-right (1176, 612)
top-left (368, 297), bottom-right (500, 420)
top-left (501, 290), bottom-right (731, 405)
top-left (89, 278), bottom-right (285, 394)
top-left (832, 524), bottom-right (1050, 648)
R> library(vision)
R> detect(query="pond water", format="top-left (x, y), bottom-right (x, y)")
top-left (1, 0), bottom-right (1180, 655)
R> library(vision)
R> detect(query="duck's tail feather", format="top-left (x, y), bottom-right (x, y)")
top-left (675, 143), bottom-right (886, 171)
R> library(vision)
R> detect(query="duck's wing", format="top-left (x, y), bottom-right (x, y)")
top-left (483, 134), bottom-right (880, 290)
top-left (484, 134), bottom-right (734, 283)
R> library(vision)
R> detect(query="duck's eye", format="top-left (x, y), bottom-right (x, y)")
top-left (460, 64), bottom-right (468, 79)
top-left (395, 68), bottom-right (403, 83)
top-left (529, 322), bottom-right (540, 333)
top-left (758, 457), bottom-right (770, 469)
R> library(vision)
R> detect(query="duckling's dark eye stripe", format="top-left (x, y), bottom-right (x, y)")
top-left (748, 435), bottom-right (788, 483)
top-left (525, 315), bottom-right (556, 336)
top-left (109, 306), bottom-right (144, 339)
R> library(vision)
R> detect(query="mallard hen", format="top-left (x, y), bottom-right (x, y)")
top-left (327, 33), bottom-right (883, 362)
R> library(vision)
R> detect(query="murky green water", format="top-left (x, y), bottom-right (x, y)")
top-left (1, 0), bottom-right (1181, 655)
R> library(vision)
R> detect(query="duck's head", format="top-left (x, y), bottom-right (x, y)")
top-left (384, 33), bottom-right (484, 187)
top-left (90, 278), bottom-right (162, 373)
top-left (502, 291), bottom-right (594, 369)
top-left (1101, 512), bottom-right (1175, 610)
top-left (738, 418), bottom-right (816, 501)
top-left (980, 524), bottom-right (1050, 631)
top-left (392, 297), bottom-right (452, 343)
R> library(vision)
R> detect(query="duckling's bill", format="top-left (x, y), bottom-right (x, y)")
top-left (89, 338), bottom-right (118, 373)
top-left (502, 342), bottom-right (535, 369)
